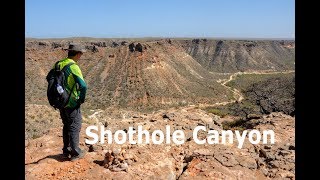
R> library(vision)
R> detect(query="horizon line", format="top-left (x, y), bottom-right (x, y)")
top-left (25, 36), bottom-right (295, 41)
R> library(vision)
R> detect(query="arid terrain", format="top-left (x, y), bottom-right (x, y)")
top-left (25, 38), bottom-right (295, 179)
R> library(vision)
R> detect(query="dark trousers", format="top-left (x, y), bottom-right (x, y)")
top-left (59, 106), bottom-right (82, 156)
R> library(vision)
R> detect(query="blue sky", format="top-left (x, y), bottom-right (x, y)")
top-left (25, 0), bottom-right (295, 39)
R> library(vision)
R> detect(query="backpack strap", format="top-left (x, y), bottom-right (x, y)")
top-left (54, 61), bottom-right (60, 70)
top-left (54, 61), bottom-right (74, 72)
top-left (61, 62), bottom-right (75, 72)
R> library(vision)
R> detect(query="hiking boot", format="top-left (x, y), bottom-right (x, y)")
top-left (62, 147), bottom-right (72, 158)
top-left (62, 152), bottom-right (70, 158)
top-left (70, 150), bottom-right (86, 162)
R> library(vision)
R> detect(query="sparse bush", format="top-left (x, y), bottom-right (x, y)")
top-left (222, 118), bottom-right (252, 131)
top-left (227, 101), bottom-right (259, 118)
top-left (32, 134), bottom-right (41, 139)
top-left (206, 108), bottom-right (227, 118)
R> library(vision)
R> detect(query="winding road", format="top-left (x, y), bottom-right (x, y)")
top-left (196, 70), bottom-right (294, 108)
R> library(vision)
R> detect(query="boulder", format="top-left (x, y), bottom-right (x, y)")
top-left (129, 43), bottom-right (135, 52)
top-left (135, 43), bottom-right (143, 52)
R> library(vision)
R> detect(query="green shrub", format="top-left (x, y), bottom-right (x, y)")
top-left (222, 119), bottom-right (247, 131)
top-left (32, 134), bottom-right (41, 139)
top-left (207, 108), bottom-right (227, 117)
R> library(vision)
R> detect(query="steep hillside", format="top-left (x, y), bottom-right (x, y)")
top-left (178, 39), bottom-right (295, 72)
top-left (25, 39), bottom-right (234, 111)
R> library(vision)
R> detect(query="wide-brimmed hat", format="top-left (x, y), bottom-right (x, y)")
top-left (64, 43), bottom-right (86, 53)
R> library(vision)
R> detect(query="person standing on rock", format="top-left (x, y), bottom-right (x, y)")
top-left (52, 43), bottom-right (87, 161)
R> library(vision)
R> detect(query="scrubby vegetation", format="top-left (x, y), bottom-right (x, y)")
top-left (244, 74), bottom-right (295, 116)
top-left (226, 72), bottom-right (294, 92)
top-left (205, 73), bottom-right (295, 119)
top-left (206, 108), bottom-right (228, 118)
top-left (222, 119), bottom-right (248, 131)
top-left (25, 104), bottom-right (61, 139)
